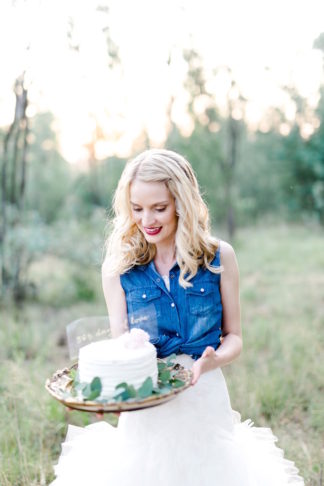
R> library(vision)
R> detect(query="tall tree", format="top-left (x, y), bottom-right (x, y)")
top-left (223, 74), bottom-right (245, 238)
top-left (0, 73), bottom-right (29, 299)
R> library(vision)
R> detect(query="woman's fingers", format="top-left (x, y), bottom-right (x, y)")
top-left (191, 372), bottom-right (197, 386)
top-left (191, 361), bottom-right (202, 386)
top-left (191, 347), bottom-right (215, 385)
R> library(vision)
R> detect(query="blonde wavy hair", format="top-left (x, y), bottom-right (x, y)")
top-left (103, 148), bottom-right (221, 288)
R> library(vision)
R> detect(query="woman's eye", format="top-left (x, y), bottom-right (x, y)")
top-left (132, 206), bottom-right (166, 213)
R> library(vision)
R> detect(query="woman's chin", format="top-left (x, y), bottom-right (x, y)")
top-left (144, 234), bottom-right (161, 244)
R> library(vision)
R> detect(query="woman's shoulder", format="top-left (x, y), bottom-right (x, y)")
top-left (218, 240), bottom-right (239, 274)
top-left (218, 240), bottom-right (236, 258)
top-left (208, 239), bottom-right (236, 273)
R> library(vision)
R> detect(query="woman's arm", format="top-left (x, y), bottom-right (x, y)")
top-left (101, 263), bottom-right (129, 338)
top-left (191, 241), bottom-right (242, 384)
top-left (215, 240), bottom-right (242, 364)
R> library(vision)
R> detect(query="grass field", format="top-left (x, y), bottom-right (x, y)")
top-left (0, 224), bottom-right (323, 485)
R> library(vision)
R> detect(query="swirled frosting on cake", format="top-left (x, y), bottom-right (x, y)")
top-left (78, 329), bottom-right (158, 398)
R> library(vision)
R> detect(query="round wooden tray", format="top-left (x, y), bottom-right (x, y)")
top-left (45, 359), bottom-right (193, 412)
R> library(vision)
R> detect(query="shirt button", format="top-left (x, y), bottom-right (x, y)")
top-left (200, 288), bottom-right (205, 293)
top-left (142, 293), bottom-right (147, 299)
top-left (156, 278), bottom-right (160, 283)
top-left (171, 302), bottom-right (175, 308)
top-left (170, 274), bottom-right (175, 279)
top-left (176, 332), bottom-right (179, 337)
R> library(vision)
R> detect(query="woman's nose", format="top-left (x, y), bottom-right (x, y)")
top-left (142, 211), bottom-right (155, 226)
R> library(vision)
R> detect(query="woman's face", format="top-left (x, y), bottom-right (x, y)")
top-left (130, 180), bottom-right (177, 248)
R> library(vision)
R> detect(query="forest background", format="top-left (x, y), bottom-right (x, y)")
top-left (0, 1), bottom-right (323, 485)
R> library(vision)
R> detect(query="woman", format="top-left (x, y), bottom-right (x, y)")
top-left (51, 149), bottom-right (304, 485)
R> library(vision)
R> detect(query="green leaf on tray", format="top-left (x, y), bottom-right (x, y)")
top-left (82, 383), bottom-right (92, 397)
top-left (86, 390), bottom-right (101, 401)
top-left (157, 361), bottom-right (167, 372)
top-left (115, 382), bottom-right (129, 390)
top-left (156, 386), bottom-right (171, 395)
top-left (91, 377), bottom-right (102, 392)
top-left (166, 353), bottom-right (177, 366)
top-left (85, 376), bottom-right (102, 401)
top-left (74, 376), bottom-right (103, 401)
top-left (171, 378), bottom-right (185, 388)
top-left (68, 368), bottom-right (77, 381)
top-left (114, 382), bottom-right (137, 401)
top-left (114, 390), bottom-right (131, 401)
top-left (137, 377), bottom-right (154, 398)
top-left (159, 369), bottom-right (171, 383)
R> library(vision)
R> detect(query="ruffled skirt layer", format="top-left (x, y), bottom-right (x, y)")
top-left (50, 355), bottom-right (304, 486)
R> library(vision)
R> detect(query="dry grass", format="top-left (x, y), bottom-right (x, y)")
top-left (225, 223), bottom-right (324, 485)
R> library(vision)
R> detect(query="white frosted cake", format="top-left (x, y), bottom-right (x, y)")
top-left (78, 329), bottom-right (158, 398)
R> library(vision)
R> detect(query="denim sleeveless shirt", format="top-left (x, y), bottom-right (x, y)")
top-left (120, 249), bottom-right (222, 360)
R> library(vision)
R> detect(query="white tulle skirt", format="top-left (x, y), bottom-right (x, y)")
top-left (50, 355), bottom-right (304, 486)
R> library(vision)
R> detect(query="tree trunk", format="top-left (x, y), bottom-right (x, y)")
top-left (9, 126), bottom-right (21, 204)
top-left (0, 73), bottom-right (29, 299)
top-left (18, 115), bottom-right (29, 211)
top-left (0, 107), bottom-right (16, 294)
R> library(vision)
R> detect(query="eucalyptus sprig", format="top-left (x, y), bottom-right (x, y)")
top-left (68, 353), bottom-right (185, 403)
top-left (69, 369), bottom-right (102, 401)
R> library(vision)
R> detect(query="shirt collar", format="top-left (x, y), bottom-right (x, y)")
top-left (138, 259), bottom-right (179, 274)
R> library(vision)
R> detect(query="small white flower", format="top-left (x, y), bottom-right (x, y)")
top-left (122, 328), bottom-right (150, 349)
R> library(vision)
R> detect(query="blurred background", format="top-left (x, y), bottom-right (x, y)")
top-left (0, 0), bottom-right (323, 484)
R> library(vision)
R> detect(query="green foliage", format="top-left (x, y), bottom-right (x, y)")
top-left (167, 100), bottom-right (324, 228)
top-left (72, 376), bottom-right (102, 401)
top-left (236, 129), bottom-right (287, 222)
top-left (71, 157), bottom-right (125, 218)
top-left (1, 208), bottom-right (52, 300)
top-left (158, 368), bottom-right (171, 383)
top-left (23, 208), bottom-right (106, 305)
top-left (26, 112), bottom-right (73, 224)
top-left (114, 382), bottom-right (138, 401)
top-left (278, 107), bottom-right (324, 223)
top-left (135, 377), bottom-right (154, 399)
top-left (71, 273), bottom-right (96, 302)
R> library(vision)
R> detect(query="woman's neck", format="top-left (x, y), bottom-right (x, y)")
top-left (154, 244), bottom-right (176, 275)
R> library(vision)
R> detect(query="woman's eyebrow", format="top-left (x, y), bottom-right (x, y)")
top-left (130, 201), bottom-right (169, 206)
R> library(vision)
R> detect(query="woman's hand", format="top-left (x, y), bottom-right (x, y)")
top-left (191, 346), bottom-right (220, 386)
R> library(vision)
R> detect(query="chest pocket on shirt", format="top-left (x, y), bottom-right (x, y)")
top-left (186, 282), bottom-right (216, 316)
top-left (127, 287), bottom-right (162, 323)
top-left (127, 287), bottom-right (162, 343)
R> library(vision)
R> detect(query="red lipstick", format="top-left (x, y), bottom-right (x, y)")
top-left (144, 226), bottom-right (162, 235)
